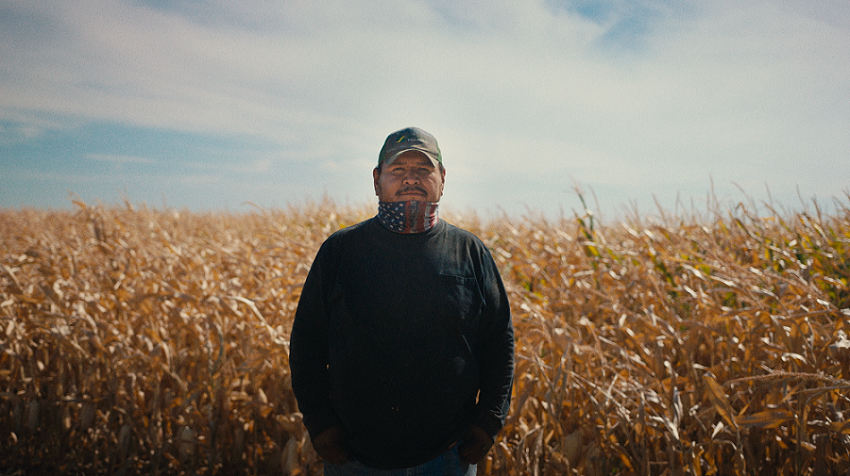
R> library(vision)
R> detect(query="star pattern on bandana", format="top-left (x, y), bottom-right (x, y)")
top-left (378, 201), bottom-right (439, 233)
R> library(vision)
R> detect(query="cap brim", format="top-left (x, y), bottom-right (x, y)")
top-left (383, 147), bottom-right (441, 167)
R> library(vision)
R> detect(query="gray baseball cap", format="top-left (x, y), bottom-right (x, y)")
top-left (378, 127), bottom-right (442, 167)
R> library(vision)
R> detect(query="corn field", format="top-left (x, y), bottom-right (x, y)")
top-left (1, 197), bottom-right (849, 475)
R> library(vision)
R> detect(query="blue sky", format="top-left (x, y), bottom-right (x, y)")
top-left (1, 0), bottom-right (848, 219)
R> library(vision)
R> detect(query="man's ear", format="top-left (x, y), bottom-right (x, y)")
top-left (372, 167), bottom-right (381, 196)
top-left (440, 167), bottom-right (446, 196)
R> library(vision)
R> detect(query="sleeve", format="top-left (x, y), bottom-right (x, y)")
top-left (472, 245), bottom-right (515, 438)
top-left (288, 240), bottom-right (343, 439)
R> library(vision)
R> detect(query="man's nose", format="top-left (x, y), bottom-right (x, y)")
top-left (402, 170), bottom-right (420, 183)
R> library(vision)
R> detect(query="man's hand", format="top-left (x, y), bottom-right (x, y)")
top-left (458, 425), bottom-right (495, 464)
top-left (311, 426), bottom-right (350, 464)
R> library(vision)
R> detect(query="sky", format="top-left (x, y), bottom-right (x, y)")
top-left (1, 0), bottom-right (848, 220)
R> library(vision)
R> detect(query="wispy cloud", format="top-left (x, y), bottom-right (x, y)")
top-left (0, 123), bottom-right (41, 145)
top-left (87, 153), bottom-right (157, 165)
top-left (187, 157), bottom-right (274, 174)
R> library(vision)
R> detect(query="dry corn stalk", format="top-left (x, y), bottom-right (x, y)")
top-left (1, 196), bottom-right (849, 475)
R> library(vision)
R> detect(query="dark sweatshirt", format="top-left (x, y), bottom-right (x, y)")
top-left (289, 217), bottom-right (514, 469)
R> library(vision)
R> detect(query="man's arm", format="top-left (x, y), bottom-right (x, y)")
top-left (289, 242), bottom-right (344, 442)
top-left (472, 247), bottom-right (515, 440)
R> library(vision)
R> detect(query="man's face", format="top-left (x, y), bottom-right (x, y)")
top-left (373, 150), bottom-right (446, 203)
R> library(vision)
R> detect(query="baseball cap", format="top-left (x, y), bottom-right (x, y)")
top-left (378, 127), bottom-right (442, 167)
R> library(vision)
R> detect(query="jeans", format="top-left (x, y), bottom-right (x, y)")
top-left (323, 446), bottom-right (476, 476)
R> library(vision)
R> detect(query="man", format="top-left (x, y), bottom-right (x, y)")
top-left (289, 127), bottom-right (514, 475)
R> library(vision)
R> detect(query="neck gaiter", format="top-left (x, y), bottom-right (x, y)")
top-left (377, 201), bottom-right (440, 234)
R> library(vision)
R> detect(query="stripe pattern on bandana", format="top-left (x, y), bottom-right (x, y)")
top-left (377, 201), bottom-right (440, 234)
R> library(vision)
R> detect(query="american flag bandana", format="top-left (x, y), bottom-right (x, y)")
top-left (377, 201), bottom-right (440, 234)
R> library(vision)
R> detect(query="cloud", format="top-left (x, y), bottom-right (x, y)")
top-left (1, 0), bottom-right (848, 216)
top-left (187, 157), bottom-right (274, 174)
top-left (0, 122), bottom-right (43, 144)
top-left (87, 153), bottom-right (157, 165)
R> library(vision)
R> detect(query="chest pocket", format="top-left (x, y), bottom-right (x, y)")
top-left (440, 274), bottom-right (484, 326)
